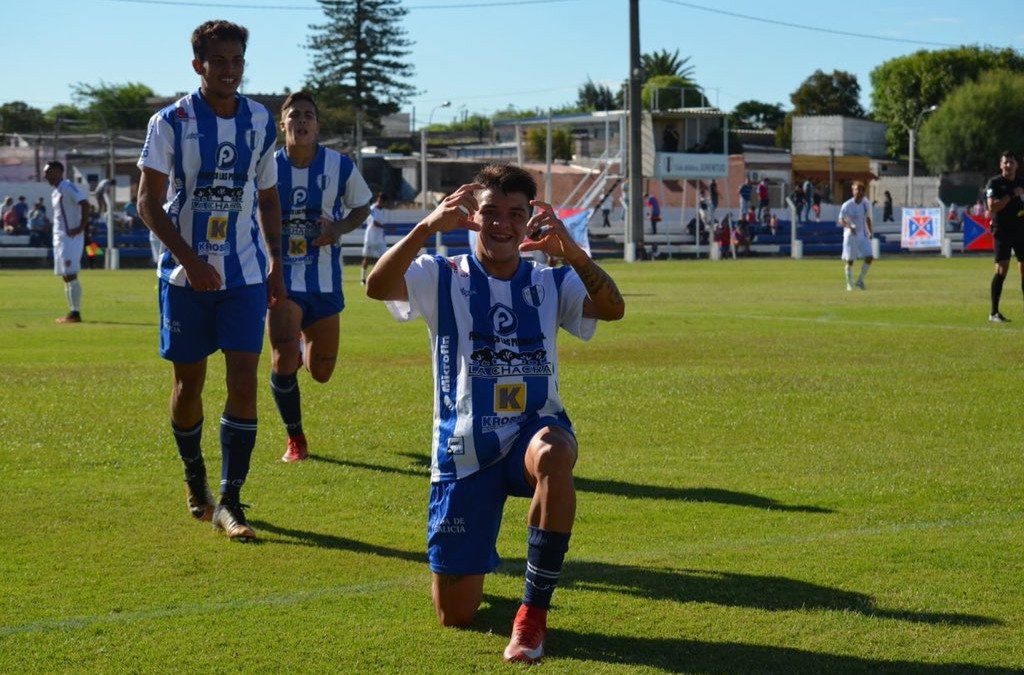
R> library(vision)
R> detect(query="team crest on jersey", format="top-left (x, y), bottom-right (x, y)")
top-left (522, 284), bottom-right (546, 307)
top-left (488, 303), bottom-right (517, 335)
top-left (291, 187), bottom-right (308, 208)
top-left (216, 142), bottom-right (237, 169)
top-left (245, 130), bottom-right (261, 151)
top-left (316, 174), bottom-right (331, 191)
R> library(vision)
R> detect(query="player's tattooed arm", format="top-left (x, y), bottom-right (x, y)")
top-left (571, 255), bottom-right (625, 321)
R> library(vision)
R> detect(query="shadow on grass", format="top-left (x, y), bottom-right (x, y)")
top-left (547, 630), bottom-right (1024, 674)
top-left (489, 559), bottom-right (998, 627)
top-left (575, 477), bottom-right (833, 513)
top-left (249, 519), bottom-right (424, 564)
top-left (317, 454), bottom-right (829, 514)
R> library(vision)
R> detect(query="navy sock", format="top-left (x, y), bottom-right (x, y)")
top-left (219, 414), bottom-right (257, 504)
top-left (992, 273), bottom-right (1005, 314)
top-left (269, 370), bottom-right (303, 436)
top-left (522, 526), bottom-right (571, 609)
top-left (172, 418), bottom-right (204, 478)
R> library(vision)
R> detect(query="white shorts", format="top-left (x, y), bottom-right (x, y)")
top-left (362, 227), bottom-right (386, 259)
top-left (53, 235), bottom-right (84, 276)
top-left (842, 231), bottom-right (871, 262)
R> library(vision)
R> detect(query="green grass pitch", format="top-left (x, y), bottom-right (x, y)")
top-left (1, 256), bottom-right (1023, 673)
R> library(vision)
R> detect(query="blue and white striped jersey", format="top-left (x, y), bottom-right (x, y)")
top-left (275, 146), bottom-right (372, 294)
top-left (387, 254), bottom-right (597, 482)
top-left (137, 90), bottom-right (277, 289)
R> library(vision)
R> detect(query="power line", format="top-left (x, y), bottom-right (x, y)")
top-left (105, 0), bottom-right (580, 10)
top-left (656, 0), bottom-right (960, 49)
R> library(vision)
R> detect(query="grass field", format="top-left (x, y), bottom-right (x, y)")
top-left (1, 256), bottom-right (1023, 674)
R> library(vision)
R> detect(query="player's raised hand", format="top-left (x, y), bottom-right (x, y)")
top-left (424, 183), bottom-right (483, 235)
top-left (519, 200), bottom-right (583, 262)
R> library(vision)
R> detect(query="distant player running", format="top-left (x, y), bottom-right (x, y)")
top-left (365, 163), bottom-right (624, 664)
top-left (267, 91), bottom-right (372, 461)
top-left (839, 181), bottom-right (873, 291)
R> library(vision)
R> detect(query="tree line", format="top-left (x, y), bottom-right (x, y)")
top-left (1, 0), bottom-right (1021, 175)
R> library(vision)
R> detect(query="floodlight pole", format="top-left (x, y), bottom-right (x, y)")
top-left (907, 104), bottom-right (938, 207)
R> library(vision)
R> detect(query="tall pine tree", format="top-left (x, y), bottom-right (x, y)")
top-left (306, 0), bottom-right (417, 142)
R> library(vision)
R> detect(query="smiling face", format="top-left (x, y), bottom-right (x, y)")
top-left (473, 188), bottom-right (532, 276)
top-left (1000, 153), bottom-right (1018, 180)
top-left (193, 38), bottom-right (245, 103)
top-left (281, 99), bottom-right (319, 150)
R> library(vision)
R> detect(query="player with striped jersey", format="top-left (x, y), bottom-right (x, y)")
top-left (267, 91), bottom-right (372, 462)
top-left (137, 20), bottom-right (284, 542)
top-left (366, 164), bottom-right (625, 663)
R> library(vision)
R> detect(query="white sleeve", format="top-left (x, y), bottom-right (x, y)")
top-left (344, 167), bottom-right (373, 209)
top-left (138, 113), bottom-right (174, 175)
top-left (557, 269), bottom-right (598, 341)
top-left (254, 116), bottom-right (278, 191)
top-left (384, 254), bottom-right (439, 324)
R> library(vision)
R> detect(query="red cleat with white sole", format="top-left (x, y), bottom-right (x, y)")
top-left (503, 603), bottom-right (546, 664)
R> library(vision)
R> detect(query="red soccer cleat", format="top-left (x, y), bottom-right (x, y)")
top-left (282, 433), bottom-right (308, 462)
top-left (503, 603), bottom-right (547, 664)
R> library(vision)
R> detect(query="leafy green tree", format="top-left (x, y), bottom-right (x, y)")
top-left (0, 101), bottom-right (46, 134)
top-left (70, 81), bottom-right (155, 130)
top-left (641, 49), bottom-right (696, 80)
top-left (642, 75), bottom-right (709, 110)
top-left (577, 77), bottom-right (616, 112)
top-left (870, 46), bottom-right (1024, 156)
top-left (306, 0), bottom-right (417, 134)
top-left (790, 69), bottom-right (864, 117)
top-left (729, 100), bottom-right (786, 130)
top-left (918, 71), bottom-right (1024, 173)
top-left (525, 126), bottom-right (572, 161)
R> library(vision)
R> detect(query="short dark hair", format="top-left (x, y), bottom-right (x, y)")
top-left (1000, 149), bottom-right (1018, 161)
top-left (472, 163), bottom-right (537, 202)
top-left (191, 20), bottom-right (249, 61)
top-left (280, 91), bottom-right (318, 119)
top-left (44, 160), bottom-right (64, 172)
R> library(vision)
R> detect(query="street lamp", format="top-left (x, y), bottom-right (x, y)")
top-left (907, 104), bottom-right (938, 206)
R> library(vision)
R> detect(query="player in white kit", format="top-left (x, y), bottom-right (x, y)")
top-left (45, 161), bottom-right (90, 323)
top-left (839, 181), bottom-right (874, 291)
top-left (366, 164), bottom-right (624, 664)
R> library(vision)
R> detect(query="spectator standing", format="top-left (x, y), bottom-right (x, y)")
top-left (13, 195), bottom-right (29, 230)
top-left (738, 179), bottom-right (752, 216)
top-left (708, 178), bottom-right (719, 223)
top-left (789, 184), bottom-right (806, 223)
top-left (801, 178), bottom-right (815, 222)
top-left (45, 161), bottom-right (90, 322)
top-left (598, 191), bottom-right (612, 227)
top-left (984, 150), bottom-right (1024, 322)
top-left (136, 19), bottom-right (284, 542)
top-left (93, 178), bottom-right (115, 219)
top-left (882, 190), bottom-right (894, 222)
top-left (28, 197), bottom-right (50, 246)
top-left (838, 181), bottom-right (874, 291)
top-left (643, 192), bottom-right (661, 234)
top-left (756, 179), bottom-right (770, 222)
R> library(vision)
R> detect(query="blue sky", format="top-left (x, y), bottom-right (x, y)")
top-left (5, 0), bottom-right (1021, 127)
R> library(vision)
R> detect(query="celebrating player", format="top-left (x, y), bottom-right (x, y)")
top-left (365, 163), bottom-right (625, 664)
top-left (985, 150), bottom-right (1024, 322)
top-left (267, 91), bottom-right (372, 461)
top-left (137, 19), bottom-right (284, 542)
top-left (839, 181), bottom-right (874, 291)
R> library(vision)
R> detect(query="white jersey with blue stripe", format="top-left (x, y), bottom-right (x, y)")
top-left (387, 254), bottom-right (597, 482)
top-left (275, 146), bottom-right (372, 294)
top-left (137, 90), bottom-right (277, 289)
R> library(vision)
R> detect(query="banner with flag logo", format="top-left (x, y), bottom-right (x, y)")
top-left (901, 208), bottom-right (942, 249)
top-left (962, 212), bottom-right (993, 251)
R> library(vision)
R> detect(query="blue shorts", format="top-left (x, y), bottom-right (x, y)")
top-left (426, 416), bottom-right (573, 576)
top-left (159, 280), bottom-right (267, 362)
top-left (287, 289), bottom-right (344, 329)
